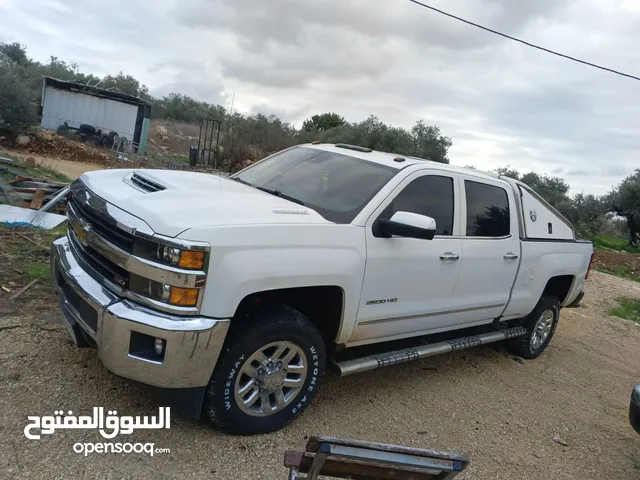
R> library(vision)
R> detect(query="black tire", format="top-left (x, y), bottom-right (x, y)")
top-left (108, 131), bottom-right (119, 148)
top-left (507, 293), bottom-right (560, 359)
top-left (203, 306), bottom-right (326, 435)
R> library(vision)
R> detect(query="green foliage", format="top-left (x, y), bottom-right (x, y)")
top-left (301, 115), bottom-right (452, 164)
top-left (302, 112), bottom-right (346, 132)
top-left (152, 93), bottom-right (226, 123)
top-left (608, 298), bottom-right (640, 324)
top-left (25, 263), bottom-right (51, 280)
top-left (608, 169), bottom-right (640, 245)
top-left (0, 42), bottom-right (29, 66)
top-left (0, 69), bottom-right (38, 135)
top-left (590, 235), bottom-right (640, 254)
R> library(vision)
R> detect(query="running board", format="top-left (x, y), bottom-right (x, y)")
top-left (335, 326), bottom-right (527, 377)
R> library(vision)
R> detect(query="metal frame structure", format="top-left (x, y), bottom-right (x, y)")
top-left (196, 117), bottom-right (222, 168)
top-left (284, 436), bottom-right (470, 479)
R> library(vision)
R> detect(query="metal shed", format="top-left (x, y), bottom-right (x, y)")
top-left (40, 77), bottom-right (152, 154)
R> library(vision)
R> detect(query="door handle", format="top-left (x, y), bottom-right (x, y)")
top-left (503, 252), bottom-right (519, 260)
top-left (440, 252), bottom-right (460, 261)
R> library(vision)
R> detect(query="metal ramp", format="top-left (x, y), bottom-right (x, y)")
top-left (284, 436), bottom-right (470, 479)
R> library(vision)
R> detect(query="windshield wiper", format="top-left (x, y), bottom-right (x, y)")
top-left (231, 177), bottom-right (305, 206)
top-left (255, 186), bottom-right (305, 206)
top-left (231, 177), bottom-right (252, 186)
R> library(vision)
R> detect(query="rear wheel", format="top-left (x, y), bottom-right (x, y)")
top-left (203, 306), bottom-right (326, 435)
top-left (507, 294), bottom-right (560, 359)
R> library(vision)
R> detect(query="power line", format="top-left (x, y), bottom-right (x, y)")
top-left (407, 0), bottom-right (640, 82)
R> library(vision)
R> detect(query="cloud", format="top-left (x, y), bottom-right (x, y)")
top-left (1, 0), bottom-right (639, 195)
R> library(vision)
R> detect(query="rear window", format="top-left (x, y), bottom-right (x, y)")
top-left (464, 180), bottom-right (510, 237)
top-left (232, 147), bottom-right (397, 223)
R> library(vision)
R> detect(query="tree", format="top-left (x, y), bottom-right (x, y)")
top-left (0, 42), bottom-right (28, 66)
top-left (608, 169), bottom-right (640, 245)
top-left (411, 120), bottom-right (452, 164)
top-left (101, 72), bottom-right (150, 99)
top-left (302, 112), bottom-right (346, 132)
top-left (0, 69), bottom-right (38, 136)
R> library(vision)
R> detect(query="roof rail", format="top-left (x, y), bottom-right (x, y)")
top-left (335, 143), bottom-right (372, 153)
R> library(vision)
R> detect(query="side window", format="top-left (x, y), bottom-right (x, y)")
top-left (464, 180), bottom-right (510, 237)
top-left (381, 175), bottom-right (454, 236)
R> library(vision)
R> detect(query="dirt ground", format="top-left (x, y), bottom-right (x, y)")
top-left (30, 155), bottom-right (104, 180)
top-left (1, 270), bottom-right (639, 479)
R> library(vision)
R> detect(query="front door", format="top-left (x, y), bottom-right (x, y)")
top-left (351, 170), bottom-right (463, 345)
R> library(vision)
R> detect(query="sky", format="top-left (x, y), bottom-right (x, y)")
top-left (1, 0), bottom-right (639, 195)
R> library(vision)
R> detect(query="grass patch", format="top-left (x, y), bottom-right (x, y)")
top-left (0, 223), bottom-right (67, 288)
top-left (608, 298), bottom-right (640, 324)
top-left (589, 235), bottom-right (640, 254)
top-left (29, 166), bottom-right (73, 183)
top-left (594, 265), bottom-right (640, 283)
top-left (25, 263), bottom-right (50, 280)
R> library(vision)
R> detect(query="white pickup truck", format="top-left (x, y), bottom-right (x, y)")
top-left (51, 143), bottom-right (594, 435)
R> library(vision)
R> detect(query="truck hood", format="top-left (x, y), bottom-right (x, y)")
top-left (78, 169), bottom-right (331, 237)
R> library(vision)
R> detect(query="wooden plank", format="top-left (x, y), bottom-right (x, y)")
top-left (9, 279), bottom-right (38, 300)
top-left (7, 176), bottom-right (31, 185)
top-left (29, 189), bottom-right (46, 209)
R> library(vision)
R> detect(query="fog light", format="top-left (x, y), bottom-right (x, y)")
top-left (154, 338), bottom-right (164, 355)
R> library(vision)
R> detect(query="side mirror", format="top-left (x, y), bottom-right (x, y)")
top-left (373, 211), bottom-right (437, 240)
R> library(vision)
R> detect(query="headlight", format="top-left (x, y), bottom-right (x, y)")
top-left (156, 244), bottom-right (206, 270)
top-left (131, 275), bottom-right (200, 307)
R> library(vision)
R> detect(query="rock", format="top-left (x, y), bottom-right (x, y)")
top-left (552, 435), bottom-right (568, 446)
top-left (161, 135), bottom-right (169, 141)
top-left (25, 156), bottom-right (36, 166)
top-left (155, 126), bottom-right (168, 136)
top-left (15, 134), bottom-right (31, 146)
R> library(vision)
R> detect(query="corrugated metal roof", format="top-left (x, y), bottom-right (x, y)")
top-left (42, 76), bottom-right (151, 107)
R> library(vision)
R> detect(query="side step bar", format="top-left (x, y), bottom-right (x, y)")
top-left (335, 326), bottom-right (527, 377)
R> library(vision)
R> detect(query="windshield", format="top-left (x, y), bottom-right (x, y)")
top-left (231, 146), bottom-right (397, 223)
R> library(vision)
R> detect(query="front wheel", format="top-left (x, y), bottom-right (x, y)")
top-left (507, 294), bottom-right (560, 359)
top-left (203, 306), bottom-right (326, 435)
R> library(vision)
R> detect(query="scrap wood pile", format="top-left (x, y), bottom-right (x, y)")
top-left (13, 129), bottom-right (112, 165)
top-left (0, 157), bottom-right (70, 214)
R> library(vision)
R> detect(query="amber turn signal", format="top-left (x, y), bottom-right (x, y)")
top-left (178, 250), bottom-right (205, 269)
top-left (169, 287), bottom-right (199, 307)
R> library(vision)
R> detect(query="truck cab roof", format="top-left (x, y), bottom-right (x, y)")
top-left (302, 143), bottom-right (501, 181)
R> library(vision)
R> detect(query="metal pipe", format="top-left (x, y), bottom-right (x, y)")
top-left (335, 326), bottom-right (527, 377)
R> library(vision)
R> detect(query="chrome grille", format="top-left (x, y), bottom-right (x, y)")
top-left (131, 173), bottom-right (165, 193)
top-left (68, 225), bottom-right (129, 290)
top-left (69, 193), bottom-right (134, 253)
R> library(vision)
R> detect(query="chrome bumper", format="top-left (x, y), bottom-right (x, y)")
top-left (51, 236), bottom-right (230, 389)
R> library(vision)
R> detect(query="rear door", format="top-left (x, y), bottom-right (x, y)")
top-left (450, 175), bottom-right (520, 325)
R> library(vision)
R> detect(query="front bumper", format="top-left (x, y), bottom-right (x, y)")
top-left (51, 236), bottom-right (230, 389)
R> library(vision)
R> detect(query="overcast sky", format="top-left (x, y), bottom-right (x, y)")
top-left (1, 0), bottom-right (639, 194)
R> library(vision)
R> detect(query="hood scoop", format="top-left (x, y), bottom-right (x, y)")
top-left (129, 172), bottom-right (166, 193)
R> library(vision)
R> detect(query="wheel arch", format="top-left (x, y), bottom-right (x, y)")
top-left (542, 275), bottom-right (575, 304)
top-left (233, 285), bottom-right (345, 348)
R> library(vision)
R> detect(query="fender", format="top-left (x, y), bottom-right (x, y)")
top-left (182, 224), bottom-right (367, 345)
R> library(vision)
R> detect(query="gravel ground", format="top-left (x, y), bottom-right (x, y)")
top-left (1, 271), bottom-right (640, 479)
